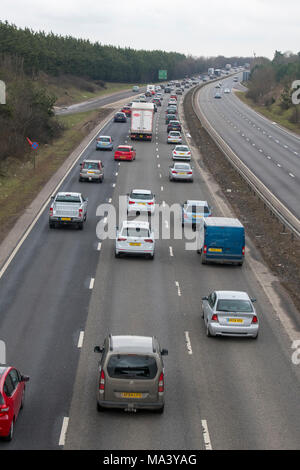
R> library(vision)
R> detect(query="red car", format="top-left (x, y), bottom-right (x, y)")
top-left (0, 366), bottom-right (29, 441)
top-left (114, 145), bottom-right (136, 161)
top-left (121, 106), bottom-right (131, 117)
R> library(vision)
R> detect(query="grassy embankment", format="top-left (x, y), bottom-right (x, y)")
top-left (235, 89), bottom-right (300, 135)
top-left (0, 106), bottom-right (112, 243)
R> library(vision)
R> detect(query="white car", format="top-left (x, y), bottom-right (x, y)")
top-left (172, 145), bottom-right (191, 160)
top-left (115, 221), bottom-right (155, 259)
top-left (168, 99), bottom-right (177, 106)
top-left (224, 88), bottom-right (231, 94)
top-left (127, 189), bottom-right (156, 216)
top-left (167, 131), bottom-right (182, 144)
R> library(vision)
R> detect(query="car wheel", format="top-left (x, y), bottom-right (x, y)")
top-left (49, 222), bottom-right (55, 229)
top-left (79, 177), bottom-right (83, 182)
top-left (206, 322), bottom-right (212, 337)
top-left (201, 253), bottom-right (207, 264)
top-left (252, 332), bottom-right (259, 340)
top-left (155, 405), bottom-right (164, 414)
top-left (78, 222), bottom-right (84, 230)
top-left (115, 251), bottom-right (121, 258)
top-left (4, 420), bottom-right (14, 441)
top-left (97, 402), bottom-right (105, 412)
top-left (20, 389), bottom-right (25, 409)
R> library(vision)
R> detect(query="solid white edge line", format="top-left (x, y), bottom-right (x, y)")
top-left (169, 246), bottom-right (173, 257)
top-left (59, 417), bottom-right (69, 446)
top-left (97, 242), bottom-right (102, 251)
top-left (0, 111), bottom-right (115, 280)
top-left (201, 420), bottom-right (212, 450)
top-left (89, 278), bottom-right (95, 289)
top-left (77, 331), bottom-right (84, 348)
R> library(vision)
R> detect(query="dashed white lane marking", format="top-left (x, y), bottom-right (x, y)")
top-left (159, 173), bottom-right (162, 178)
top-left (175, 281), bottom-right (181, 296)
top-left (108, 198), bottom-right (112, 203)
top-left (112, 183), bottom-right (116, 188)
top-left (115, 172), bottom-right (118, 176)
top-left (59, 417), bottom-right (69, 446)
top-left (277, 164), bottom-right (282, 168)
top-left (169, 246), bottom-right (173, 257)
top-left (157, 154), bottom-right (159, 158)
top-left (161, 186), bottom-right (164, 191)
top-left (185, 331), bottom-right (192, 355)
top-left (289, 173), bottom-right (295, 178)
top-left (89, 278), bottom-right (95, 289)
top-left (97, 242), bottom-right (102, 251)
top-left (77, 331), bottom-right (84, 348)
top-left (201, 420), bottom-right (212, 450)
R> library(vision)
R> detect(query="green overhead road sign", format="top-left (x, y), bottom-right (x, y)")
top-left (158, 70), bottom-right (167, 80)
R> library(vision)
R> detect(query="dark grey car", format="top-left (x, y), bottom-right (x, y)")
top-left (94, 335), bottom-right (168, 413)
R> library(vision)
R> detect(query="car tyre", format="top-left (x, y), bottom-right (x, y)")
top-left (155, 405), bottom-right (164, 414)
top-left (206, 322), bottom-right (212, 337)
top-left (4, 420), bottom-right (14, 441)
top-left (78, 222), bottom-right (84, 230)
top-left (97, 402), bottom-right (105, 412)
top-left (201, 253), bottom-right (207, 264)
top-left (115, 251), bottom-right (121, 258)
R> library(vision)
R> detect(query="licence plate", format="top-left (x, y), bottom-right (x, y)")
top-left (208, 248), bottom-right (222, 252)
top-left (138, 203), bottom-right (146, 205)
top-left (121, 393), bottom-right (142, 398)
top-left (178, 172), bottom-right (186, 175)
top-left (87, 171), bottom-right (94, 174)
top-left (129, 242), bottom-right (141, 246)
top-left (61, 217), bottom-right (71, 221)
top-left (228, 318), bottom-right (243, 323)
top-left (139, 134), bottom-right (143, 138)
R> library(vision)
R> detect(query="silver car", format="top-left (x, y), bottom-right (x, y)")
top-left (127, 189), bottom-right (156, 216)
top-left (167, 131), bottom-right (182, 144)
top-left (172, 145), bottom-right (191, 160)
top-left (94, 335), bottom-right (168, 413)
top-left (169, 162), bottom-right (193, 182)
top-left (115, 220), bottom-right (155, 259)
top-left (202, 291), bottom-right (259, 339)
top-left (49, 192), bottom-right (88, 230)
top-left (79, 159), bottom-right (104, 182)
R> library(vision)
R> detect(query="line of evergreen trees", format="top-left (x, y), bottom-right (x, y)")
top-left (0, 21), bottom-right (251, 82)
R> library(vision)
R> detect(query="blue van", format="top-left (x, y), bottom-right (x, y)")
top-left (197, 217), bottom-right (245, 265)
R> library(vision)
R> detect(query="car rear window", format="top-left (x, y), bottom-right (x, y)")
top-left (99, 137), bottom-right (110, 142)
top-left (216, 299), bottom-right (253, 313)
top-left (83, 162), bottom-right (99, 170)
top-left (176, 146), bottom-right (188, 151)
top-left (121, 227), bottom-right (150, 238)
top-left (187, 205), bottom-right (209, 214)
top-left (118, 147), bottom-right (131, 152)
top-left (55, 195), bottom-right (81, 203)
top-left (175, 164), bottom-right (190, 170)
top-left (107, 355), bottom-right (158, 379)
top-left (130, 192), bottom-right (153, 200)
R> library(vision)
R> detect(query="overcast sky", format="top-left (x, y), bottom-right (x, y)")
top-left (1, 0), bottom-right (300, 59)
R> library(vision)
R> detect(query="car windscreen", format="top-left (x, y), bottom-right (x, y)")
top-left (130, 192), bottom-right (153, 200)
top-left (83, 162), bottom-right (98, 170)
top-left (121, 227), bottom-right (150, 238)
top-left (107, 355), bottom-right (158, 379)
top-left (55, 195), bottom-right (81, 203)
top-left (216, 299), bottom-right (253, 313)
top-left (186, 205), bottom-right (209, 214)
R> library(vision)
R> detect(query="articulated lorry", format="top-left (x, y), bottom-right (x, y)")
top-left (130, 102), bottom-right (155, 141)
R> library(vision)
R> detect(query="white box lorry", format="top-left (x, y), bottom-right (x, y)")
top-left (130, 102), bottom-right (154, 141)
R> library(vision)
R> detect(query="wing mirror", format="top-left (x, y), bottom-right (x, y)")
top-left (94, 346), bottom-right (104, 354)
top-left (161, 349), bottom-right (168, 356)
top-left (21, 375), bottom-right (30, 382)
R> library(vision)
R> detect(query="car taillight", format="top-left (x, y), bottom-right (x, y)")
top-left (211, 314), bottom-right (218, 322)
top-left (187, 171), bottom-right (193, 174)
top-left (128, 200), bottom-right (135, 205)
top-left (79, 208), bottom-right (83, 217)
top-left (158, 372), bottom-right (164, 393)
top-left (99, 370), bottom-right (105, 390)
top-left (144, 239), bottom-right (153, 243)
top-left (242, 246), bottom-right (245, 256)
top-left (252, 315), bottom-right (258, 324)
top-left (117, 237), bottom-right (127, 241)
top-left (172, 170), bottom-right (177, 174)
top-left (0, 405), bottom-right (9, 416)
top-left (203, 245), bottom-right (207, 253)
top-left (147, 202), bottom-right (154, 205)
top-left (50, 207), bottom-right (53, 216)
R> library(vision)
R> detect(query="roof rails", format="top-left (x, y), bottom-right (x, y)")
top-left (109, 334), bottom-right (113, 351)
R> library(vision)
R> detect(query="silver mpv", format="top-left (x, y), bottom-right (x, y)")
top-left (94, 335), bottom-right (168, 413)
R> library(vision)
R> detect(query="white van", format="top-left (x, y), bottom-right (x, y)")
top-left (147, 84), bottom-right (155, 93)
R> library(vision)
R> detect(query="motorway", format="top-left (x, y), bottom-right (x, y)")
top-left (1, 85), bottom-right (300, 450)
top-left (197, 73), bottom-right (300, 221)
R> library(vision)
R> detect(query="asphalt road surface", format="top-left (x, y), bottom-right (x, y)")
top-left (1, 87), bottom-right (300, 450)
top-left (197, 73), bottom-right (300, 221)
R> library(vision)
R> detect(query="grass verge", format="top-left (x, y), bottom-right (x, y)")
top-left (0, 108), bottom-right (112, 244)
top-left (235, 91), bottom-right (300, 135)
